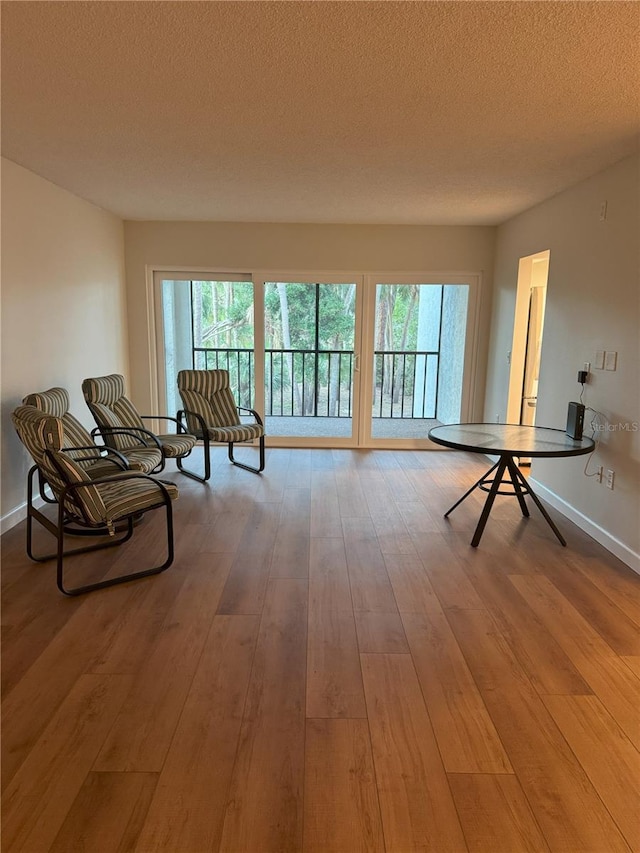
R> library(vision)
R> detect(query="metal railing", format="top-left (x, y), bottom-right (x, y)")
top-left (193, 347), bottom-right (440, 418)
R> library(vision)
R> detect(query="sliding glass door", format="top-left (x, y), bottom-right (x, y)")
top-left (153, 271), bottom-right (478, 448)
top-left (155, 274), bottom-right (255, 416)
top-left (366, 279), bottom-right (472, 441)
top-left (261, 277), bottom-right (361, 442)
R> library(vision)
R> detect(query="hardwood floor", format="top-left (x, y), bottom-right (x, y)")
top-left (2, 447), bottom-right (639, 853)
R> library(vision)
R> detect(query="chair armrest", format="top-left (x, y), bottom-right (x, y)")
top-left (91, 425), bottom-right (163, 451)
top-left (140, 414), bottom-right (191, 435)
top-left (237, 406), bottom-right (264, 427)
top-left (177, 408), bottom-right (209, 435)
top-left (60, 445), bottom-right (129, 470)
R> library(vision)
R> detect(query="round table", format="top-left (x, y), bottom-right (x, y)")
top-left (428, 423), bottom-right (595, 547)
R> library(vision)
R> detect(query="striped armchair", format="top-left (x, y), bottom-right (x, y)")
top-left (11, 404), bottom-right (178, 596)
top-left (177, 369), bottom-right (265, 478)
top-left (23, 387), bottom-right (163, 484)
top-left (82, 374), bottom-right (202, 481)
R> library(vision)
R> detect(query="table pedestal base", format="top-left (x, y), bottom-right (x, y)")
top-left (444, 454), bottom-right (566, 547)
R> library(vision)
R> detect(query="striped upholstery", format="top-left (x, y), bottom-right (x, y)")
top-left (82, 374), bottom-right (197, 459)
top-left (177, 370), bottom-right (264, 443)
top-left (23, 387), bottom-right (162, 474)
top-left (12, 406), bottom-right (106, 521)
top-left (12, 405), bottom-right (178, 526)
top-left (82, 375), bottom-right (146, 452)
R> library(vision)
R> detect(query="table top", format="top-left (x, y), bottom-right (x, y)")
top-left (428, 423), bottom-right (595, 457)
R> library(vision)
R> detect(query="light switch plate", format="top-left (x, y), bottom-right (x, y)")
top-left (595, 351), bottom-right (605, 370)
top-left (605, 351), bottom-right (617, 371)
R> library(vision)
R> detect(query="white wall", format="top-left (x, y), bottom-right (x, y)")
top-left (123, 221), bottom-right (496, 414)
top-left (1, 158), bottom-right (129, 528)
top-left (485, 154), bottom-right (640, 566)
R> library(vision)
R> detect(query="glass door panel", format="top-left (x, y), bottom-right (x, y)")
top-left (156, 276), bottom-right (254, 415)
top-left (263, 280), bottom-right (358, 440)
top-left (370, 282), bottom-right (470, 440)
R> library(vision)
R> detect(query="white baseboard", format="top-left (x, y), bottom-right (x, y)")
top-left (530, 477), bottom-right (640, 575)
top-left (1, 501), bottom-right (29, 534)
top-left (1, 494), bottom-right (47, 535)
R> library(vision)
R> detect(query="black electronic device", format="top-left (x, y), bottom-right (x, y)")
top-left (566, 401), bottom-right (585, 440)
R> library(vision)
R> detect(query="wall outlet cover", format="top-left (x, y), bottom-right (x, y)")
top-left (605, 351), bottom-right (617, 371)
top-left (595, 351), bottom-right (605, 370)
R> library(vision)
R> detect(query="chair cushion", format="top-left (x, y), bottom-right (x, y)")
top-left (97, 476), bottom-right (178, 520)
top-left (208, 424), bottom-right (263, 443)
top-left (23, 387), bottom-right (69, 418)
top-left (156, 433), bottom-right (197, 458)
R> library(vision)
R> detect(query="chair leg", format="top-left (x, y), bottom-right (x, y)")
top-left (176, 434), bottom-right (211, 482)
top-left (228, 435), bottom-right (265, 474)
top-left (56, 497), bottom-right (175, 596)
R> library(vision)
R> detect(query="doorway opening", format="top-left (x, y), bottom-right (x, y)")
top-left (507, 250), bottom-right (550, 461)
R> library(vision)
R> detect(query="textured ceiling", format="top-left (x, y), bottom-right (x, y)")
top-left (2, 1), bottom-right (639, 225)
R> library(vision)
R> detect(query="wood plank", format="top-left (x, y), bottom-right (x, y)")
top-left (361, 653), bottom-right (467, 852)
top-left (308, 536), bottom-right (352, 610)
top-left (307, 606), bottom-right (367, 718)
top-left (395, 499), bottom-right (443, 534)
top-left (511, 572), bottom-right (640, 750)
top-left (134, 615), bottom-right (259, 853)
top-left (49, 771), bottom-right (157, 853)
top-left (462, 558), bottom-right (592, 695)
top-left (378, 468), bottom-right (417, 500)
top-left (354, 611), bottom-right (409, 653)
top-left (402, 610), bottom-right (512, 774)
top-left (342, 517), bottom-right (398, 613)
top-left (303, 718), bottom-right (385, 853)
top-left (2, 673), bottom-right (130, 852)
top-left (565, 552), bottom-right (640, 627)
top-left (449, 773), bottom-right (550, 853)
top-left (199, 506), bottom-right (251, 552)
top-left (542, 694), bottom-right (640, 852)
top-left (270, 488), bottom-right (310, 579)
top-left (1, 581), bottom-right (146, 789)
top-left (384, 551), bottom-right (442, 614)
top-left (94, 555), bottom-right (230, 771)
top-left (270, 530), bottom-right (310, 579)
top-left (447, 607), bottom-right (631, 852)
top-left (368, 507), bottom-right (417, 556)
top-left (539, 555), bottom-right (640, 654)
top-left (413, 532), bottom-right (485, 609)
top-left (307, 538), bottom-right (366, 717)
top-left (216, 501), bottom-right (280, 613)
top-left (621, 655), bottom-right (640, 679)
top-left (219, 579), bottom-right (308, 853)
top-left (335, 466), bottom-right (370, 518)
top-left (310, 470), bottom-right (342, 537)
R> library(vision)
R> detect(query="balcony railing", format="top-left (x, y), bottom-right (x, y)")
top-left (193, 347), bottom-right (440, 418)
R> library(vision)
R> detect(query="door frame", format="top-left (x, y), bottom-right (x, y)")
top-left (253, 271), bottom-right (365, 448)
top-left (507, 251), bottom-right (550, 425)
top-left (148, 266), bottom-right (482, 449)
top-left (361, 272), bottom-right (482, 449)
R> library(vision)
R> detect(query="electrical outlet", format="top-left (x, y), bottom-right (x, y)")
top-left (583, 362), bottom-right (590, 374)
top-left (599, 200), bottom-right (608, 220)
top-left (606, 469), bottom-right (615, 490)
top-left (596, 466), bottom-right (603, 483)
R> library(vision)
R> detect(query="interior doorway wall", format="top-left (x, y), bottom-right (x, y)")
top-left (507, 250), bottom-right (550, 426)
